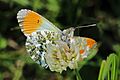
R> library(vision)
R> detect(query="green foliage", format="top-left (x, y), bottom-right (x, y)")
top-left (13, 0), bottom-right (29, 6)
top-left (98, 54), bottom-right (119, 80)
top-left (47, 0), bottom-right (60, 12)
top-left (0, 36), bottom-right (7, 49)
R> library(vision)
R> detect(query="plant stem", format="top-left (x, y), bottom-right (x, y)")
top-left (75, 69), bottom-right (82, 80)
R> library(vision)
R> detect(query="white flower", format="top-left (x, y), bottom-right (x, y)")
top-left (44, 38), bottom-right (82, 73)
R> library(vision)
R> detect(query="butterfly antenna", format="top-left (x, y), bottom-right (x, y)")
top-left (11, 27), bottom-right (20, 31)
top-left (75, 24), bottom-right (96, 29)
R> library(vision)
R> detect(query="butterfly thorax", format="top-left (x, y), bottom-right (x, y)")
top-left (61, 27), bottom-right (75, 44)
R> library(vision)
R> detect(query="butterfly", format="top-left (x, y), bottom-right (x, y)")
top-left (17, 9), bottom-right (97, 73)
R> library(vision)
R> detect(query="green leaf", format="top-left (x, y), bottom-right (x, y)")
top-left (0, 37), bottom-right (7, 49)
top-left (47, 0), bottom-right (60, 13)
top-left (98, 54), bottom-right (119, 80)
top-left (32, 0), bottom-right (43, 11)
top-left (13, 0), bottom-right (29, 6)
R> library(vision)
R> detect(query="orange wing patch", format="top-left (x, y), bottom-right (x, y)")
top-left (23, 11), bottom-right (42, 34)
top-left (79, 49), bottom-right (85, 54)
top-left (86, 38), bottom-right (96, 48)
top-left (79, 37), bottom-right (96, 55)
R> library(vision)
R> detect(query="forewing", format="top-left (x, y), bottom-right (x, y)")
top-left (17, 9), bottom-right (61, 36)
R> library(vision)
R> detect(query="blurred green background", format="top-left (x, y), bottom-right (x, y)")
top-left (0, 0), bottom-right (120, 80)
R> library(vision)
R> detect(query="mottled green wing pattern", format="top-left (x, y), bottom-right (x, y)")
top-left (25, 30), bottom-right (61, 67)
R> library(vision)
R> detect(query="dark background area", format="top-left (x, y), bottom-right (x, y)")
top-left (0, 0), bottom-right (120, 80)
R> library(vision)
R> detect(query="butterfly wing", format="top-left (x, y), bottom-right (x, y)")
top-left (17, 9), bottom-right (62, 67)
top-left (71, 37), bottom-right (97, 59)
top-left (62, 27), bottom-right (97, 59)
top-left (25, 30), bottom-right (61, 67)
top-left (17, 9), bottom-right (61, 36)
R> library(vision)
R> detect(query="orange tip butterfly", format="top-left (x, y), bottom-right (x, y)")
top-left (17, 9), bottom-right (97, 73)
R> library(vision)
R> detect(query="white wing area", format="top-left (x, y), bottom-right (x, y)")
top-left (40, 16), bottom-right (61, 32)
